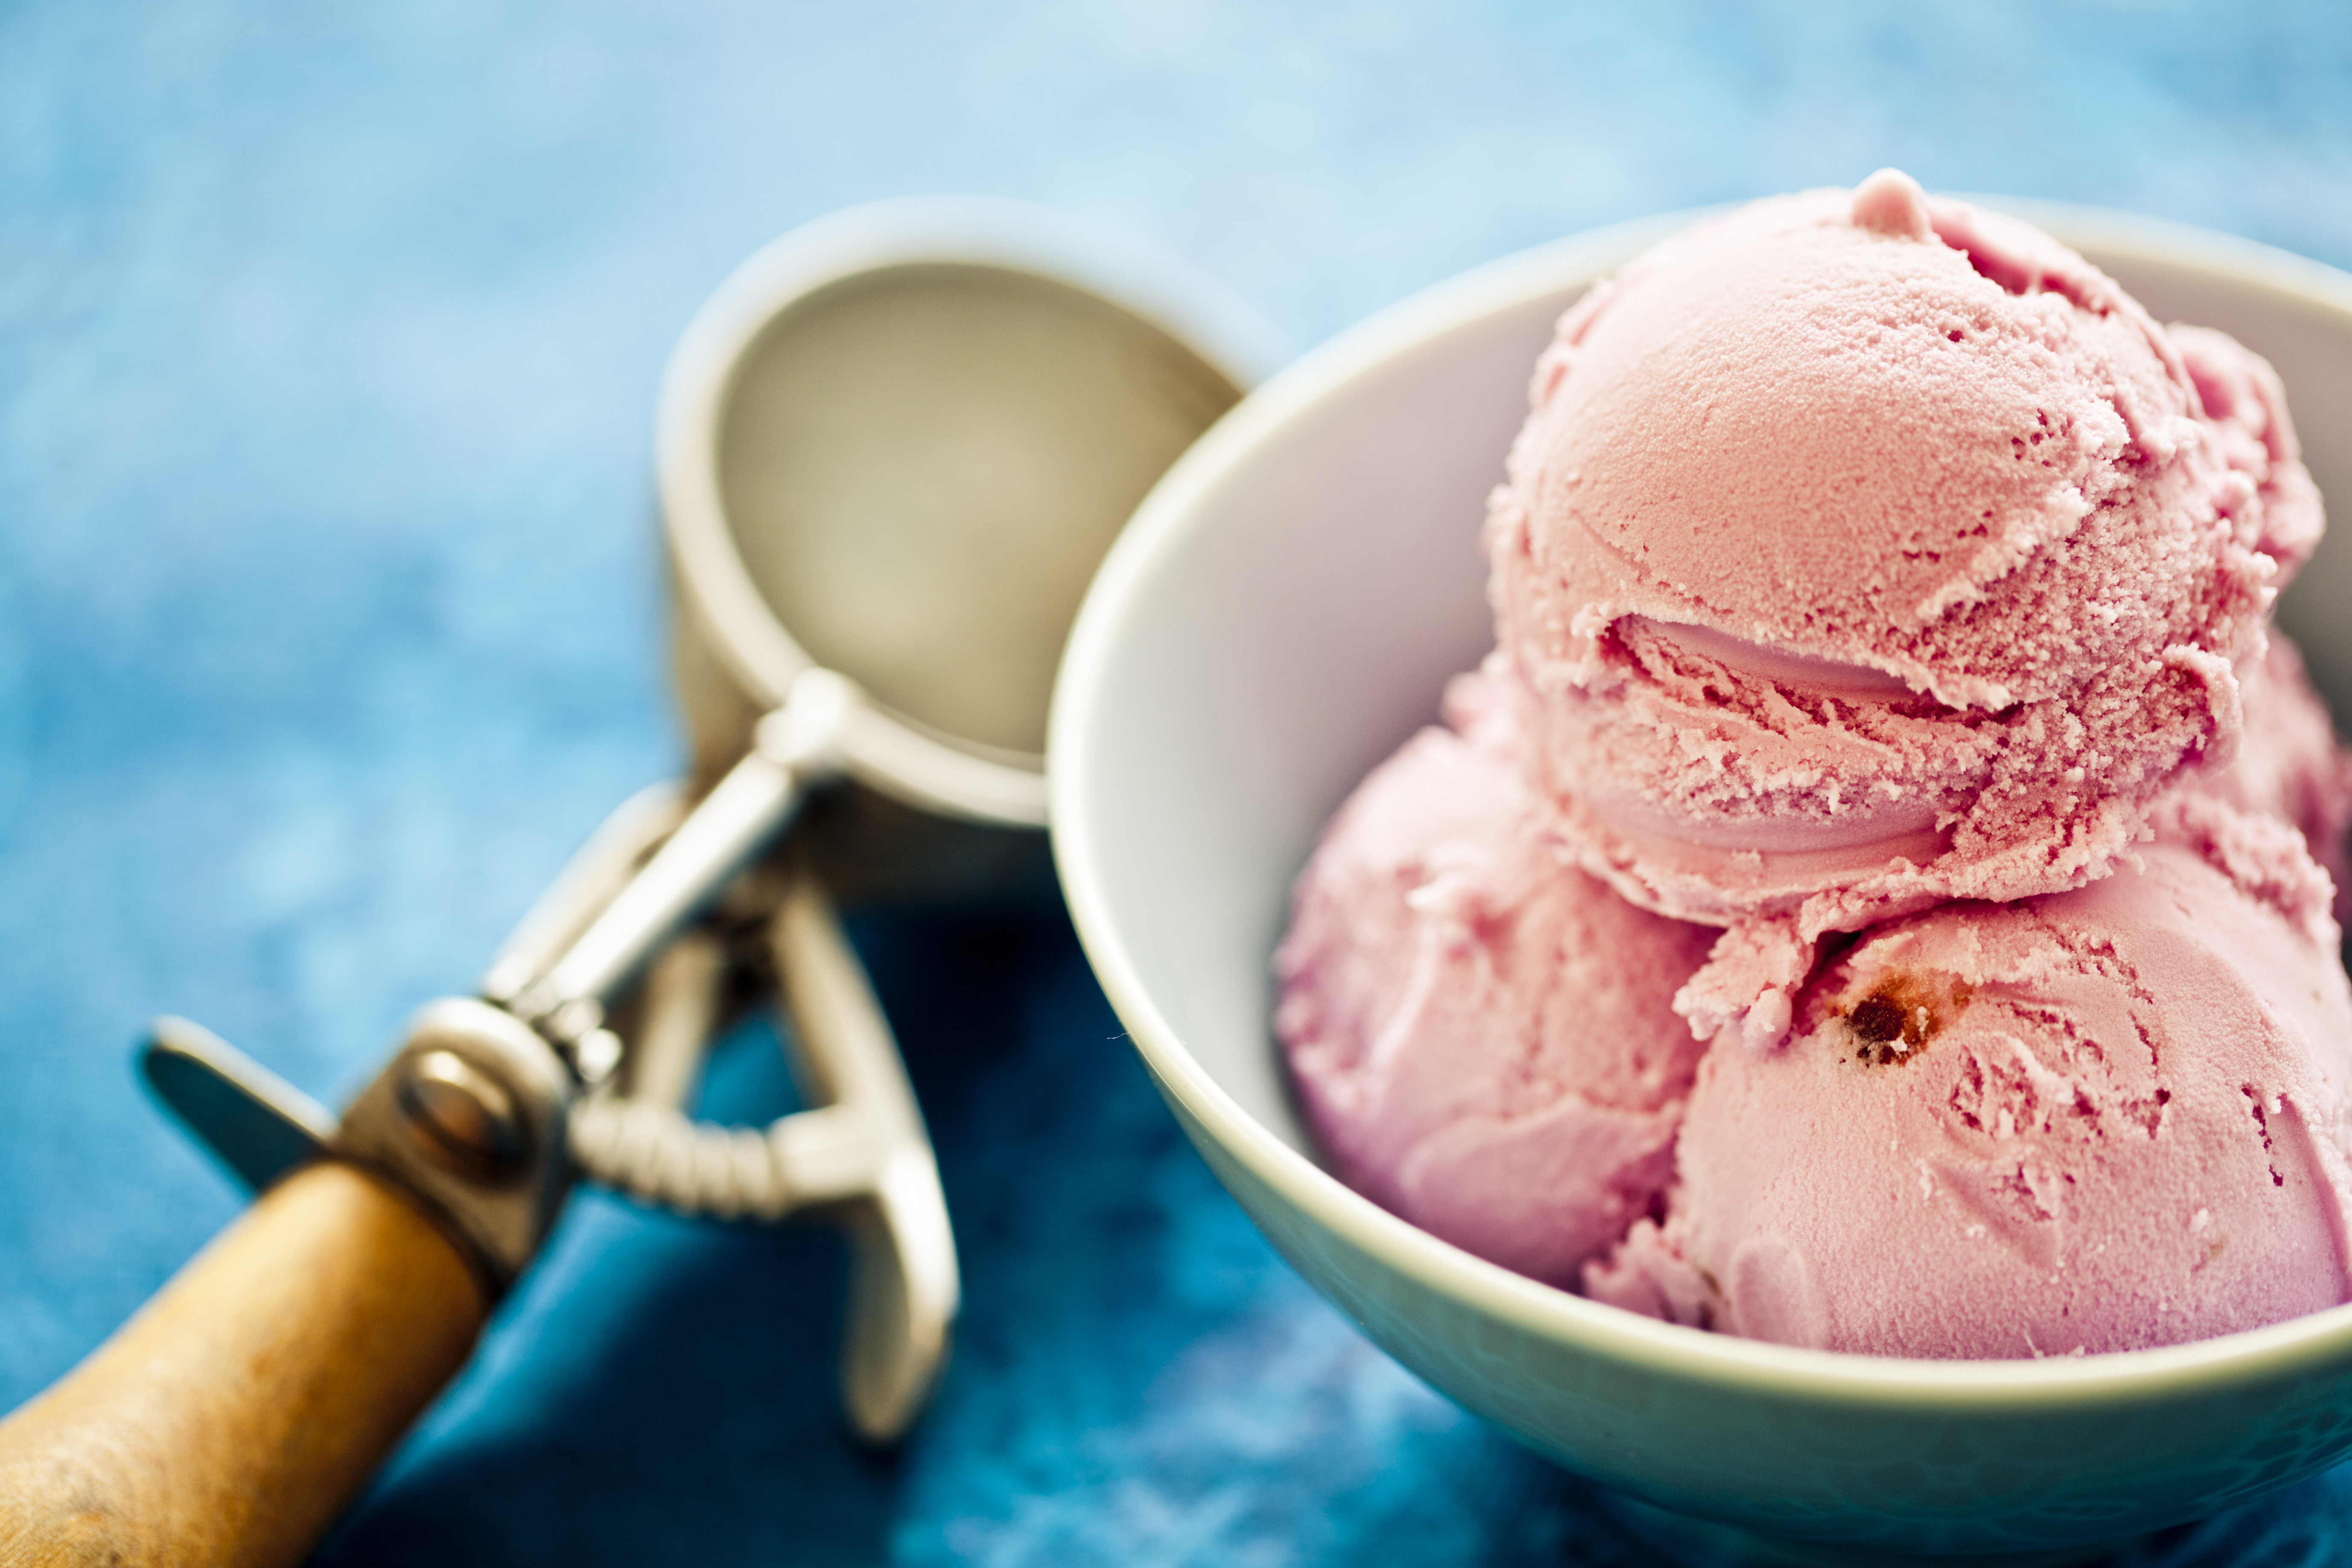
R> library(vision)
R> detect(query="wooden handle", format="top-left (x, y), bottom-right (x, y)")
top-left (0, 1161), bottom-right (489, 1567)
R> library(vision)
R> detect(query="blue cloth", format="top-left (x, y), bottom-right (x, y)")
top-left (5, 3), bottom-right (2352, 1561)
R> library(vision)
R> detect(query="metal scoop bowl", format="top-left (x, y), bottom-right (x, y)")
top-left (483, 200), bottom-right (1277, 1434)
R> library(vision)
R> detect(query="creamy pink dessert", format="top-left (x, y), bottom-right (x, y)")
top-left (2172, 636), bottom-right (2352, 928)
top-left (1487, 169), bottom-right (2324, 1047)
top-left (1277, 171), bottom-right (2352, 1356)
top-left (1274, 673), bottom-right (1715, 1288)
top-left (1585, 843), bottom-right (2352, 1357)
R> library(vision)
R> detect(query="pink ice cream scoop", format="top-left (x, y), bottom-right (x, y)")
top-left (1585, 842), bottom-right (2352, 1358)
top-left (2165, 634), bottom-right (2352, 932)
top-left (1274, 673), bottom-right (1716, 1288)
top-left (1487, 169), bottom-right (2325, 1048)
top-left (1273, 176), bottom-right (2352, 1350)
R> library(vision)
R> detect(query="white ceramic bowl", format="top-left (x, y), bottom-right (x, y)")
top-left (1050, 204), bottom-right (2352, 1559)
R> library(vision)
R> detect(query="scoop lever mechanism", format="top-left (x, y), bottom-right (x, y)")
top-left (138, 777), bottom-right (957, 1446)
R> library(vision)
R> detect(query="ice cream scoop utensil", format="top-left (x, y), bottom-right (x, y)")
top-left (473, 198), bottom-right (1272, 1226)
top-left (476, 780), bottom-right (954, 1436)
top-left (0, 200), bottom-right (1276, 1565)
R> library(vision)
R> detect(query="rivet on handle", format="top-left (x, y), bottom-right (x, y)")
top-left (397, 1050), bottom-right (530, 1182)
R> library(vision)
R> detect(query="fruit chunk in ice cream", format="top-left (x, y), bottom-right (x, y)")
top-left (1274, 672), bottom-right (1715, 1288)
top-left (1584, 843), bottom-right (2352, 1358)
top-left (1485, 169), bottom-right (2325, 1047)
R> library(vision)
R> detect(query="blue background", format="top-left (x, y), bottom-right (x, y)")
top-left (6, 2), bottom-right (2352, 1562)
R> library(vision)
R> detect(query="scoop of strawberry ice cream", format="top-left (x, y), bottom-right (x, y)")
top-left (2166, 633), bottom-right (2352, 932)
top-left (1585, 843), bottom-right (2352, 1357)
top-left (1274, 672), bottom-right (1715, 1287)
top-left (1485, 169), bottom-right (2323, 1048)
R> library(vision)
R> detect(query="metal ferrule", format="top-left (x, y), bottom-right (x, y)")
top-left (330, 998), bottom-right (576, 1295)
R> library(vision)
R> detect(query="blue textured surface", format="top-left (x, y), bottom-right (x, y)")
top-left (6, 3), bottom-right (2352, 1562)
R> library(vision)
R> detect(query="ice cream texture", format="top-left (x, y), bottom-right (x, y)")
top-left (1487, 168), bottom-right (2324, 1047)
top-left (1274, 673), bottom-right (1715, 1288)
top-left (1585, 844), bottom-right (2352, 1358)
top-left (2170, 635), bottom-right (2352, 932)
top-left (1275, 170), bottom-right (2352, 1355)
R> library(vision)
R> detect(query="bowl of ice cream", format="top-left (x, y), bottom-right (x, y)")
top-left (1050, 185), bottom-right (2352, 1558)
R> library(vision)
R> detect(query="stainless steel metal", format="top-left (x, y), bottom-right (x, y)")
top-left (397, 1049), bottom-right (529, 1181)
top-left (766, 869), bottom-right (956, 1442)
top-left (145, 1000), bottom-right (576, 1295)
top-left (622, 932), bottom-right (726, 1109)
top-left (488, 762), bottom-right (961, 1440)
top-left (502, 203), bottom-right (1279, 1439)
top-left (522, 225), bottom-right (1223, 1032)
top-left (140, 1017), bottom-right (336, 1192)
top-left (482, 783), bottom-right (685, 1011)
top-left (567, 866), bottom-right (957, 1441)
top-left (509, 668), bottom-right (855, 1036)
top-left (570, 1025), bottom-right (625, 1090)
top-left (333, 998), bottom-right (574, 1293)
top-left (647, 202), bottom-right (1276, 922)
top-left (142, 201), bottom-right (1280, 1443)
top-left (659, 203), bottom-right (1279, 818)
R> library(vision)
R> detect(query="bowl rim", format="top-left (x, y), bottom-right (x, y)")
top-left (1051, 196), bottom-right (2352, 1414)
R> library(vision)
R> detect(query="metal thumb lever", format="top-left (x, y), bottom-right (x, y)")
top-left (141, 1016), bottom-right (336, 1193)
top-left (570, 870), bottom-right (959, 1441)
